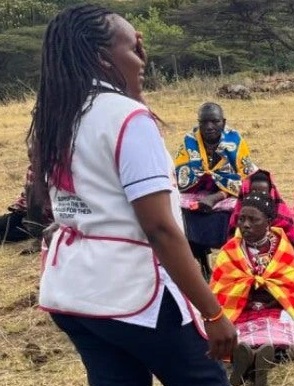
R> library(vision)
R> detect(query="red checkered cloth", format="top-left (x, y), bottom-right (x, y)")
top-left (8, 191), bottom-right (27, 212)
top-left (210, 227), bottom-right (294, 322)
top-left (8, 164), bottom-right (53, 222)
top-left (7, 165), bottom-right (34, 212)
top-left (236, 308), bottom-right (294, 347)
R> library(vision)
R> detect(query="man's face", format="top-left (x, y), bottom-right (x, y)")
top-left (198, 108), bottom-right (225, 144)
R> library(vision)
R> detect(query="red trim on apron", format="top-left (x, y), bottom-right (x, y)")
top-left (115, 108), bottom-right (154, 170)
top-left (41, 226), bottom-right (160, 319)
top-left (184, 295), bottom-right (208, 340)
top-left (52, 226), bottom-right (150, 266)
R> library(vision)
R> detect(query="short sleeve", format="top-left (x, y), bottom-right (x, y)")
top-left (118, 113), bottom-right (172, 202)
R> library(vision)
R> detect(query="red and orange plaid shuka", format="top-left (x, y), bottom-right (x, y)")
top-left (210, 227), bottom-right (294, 323)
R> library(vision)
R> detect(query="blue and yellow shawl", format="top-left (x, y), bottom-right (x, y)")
top-left (175, 126), bottom-right (256, 197)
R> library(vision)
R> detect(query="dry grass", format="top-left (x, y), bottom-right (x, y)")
top-left (0, 78), bottom-right (294, 385)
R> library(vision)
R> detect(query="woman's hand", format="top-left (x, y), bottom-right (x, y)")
top-left (43, 222), bottom-right (59, 247)
top-left (198, 196), bottom-right (215, 212)
top-left (204, 316), bottom-right (238, 360)
top-left (198, 191), bottom-right (227, 212)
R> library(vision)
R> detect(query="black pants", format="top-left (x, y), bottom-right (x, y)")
top-left (51, 289), bottom-right (229, 386)
top-left (0, 212), bottom-right (29, 242)
top-left (183, 209), bottom-right (231, 281)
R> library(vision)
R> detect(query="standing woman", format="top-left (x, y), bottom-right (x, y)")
top-left (28, 4), bottom-right (236, 386)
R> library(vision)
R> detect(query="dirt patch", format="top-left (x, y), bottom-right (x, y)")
top-left (3, 291), bottom-right (38, 312)
top-left (23, 342), bottom-right (48, 366)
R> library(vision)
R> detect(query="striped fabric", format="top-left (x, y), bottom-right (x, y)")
top-left (210, 227), bottom-right (294, 322)
top-left (8, 164), bottom-right (53, 223)
top-left (236, 310), bottom-right (294, 347)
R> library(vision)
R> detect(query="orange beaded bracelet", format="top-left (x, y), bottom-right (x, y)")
top-left (201, 307), bottom-right (224, 322)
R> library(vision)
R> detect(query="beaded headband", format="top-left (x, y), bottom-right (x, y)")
top-left (242, 192), bottom-right (275, 219)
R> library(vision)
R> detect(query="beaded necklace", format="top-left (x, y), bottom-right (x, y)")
top-left (245, 232), bottom-right (279, 275)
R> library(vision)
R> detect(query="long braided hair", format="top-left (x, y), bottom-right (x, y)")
top-left (27, 4), bottom-right (126, 190)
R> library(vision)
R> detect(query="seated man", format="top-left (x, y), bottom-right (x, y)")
top-left (210, 192), bottom-right (294, 386)
top-left (229, 169), bottom-right (294, 244)
top-left (0, 191), bottom-right (29, 242)
top-left (0, 165), bottom-right (33, 243)
top-left (0, 163), bottom-right (53, 253)
top-left (175, 102), bottom-right (256, 279)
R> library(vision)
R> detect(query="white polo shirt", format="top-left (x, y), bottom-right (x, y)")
top-left (116, 113), bottom-right (192, 328)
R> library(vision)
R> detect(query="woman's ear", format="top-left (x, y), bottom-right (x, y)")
top-left (98, 52), bottom-right (112, 70)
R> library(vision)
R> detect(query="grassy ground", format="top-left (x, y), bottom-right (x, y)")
top-left (0, 78), bottom-right (294, 385)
